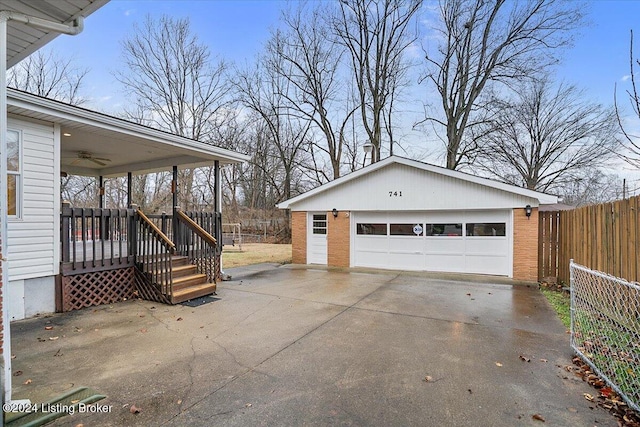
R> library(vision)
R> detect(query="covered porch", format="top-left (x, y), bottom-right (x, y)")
top-left (7, 88), bottom-right (248, 312)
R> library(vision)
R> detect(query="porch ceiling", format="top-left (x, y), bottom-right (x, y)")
top-left (2, 0), bottom-right (109, 68)
top-left (8, 88), bottom-right (249, 177)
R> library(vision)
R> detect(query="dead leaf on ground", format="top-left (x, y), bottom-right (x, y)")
top-left (176, 317), bottom-right (183, 321)
top-left (540, 359), bottom-right (548, 363)
top-left (11, 354), bottom-right (16, 360)
top-left (44, 326), bottom-right (53, 331)
top-left (37, 337), bottom-right (46, 342)
top-left (583, 393), bottom-right (594, 401)
top-left (245, 403), bottom-right (252, 408)
top-left (49, 336), bottom-right (59, 341)
top-left (519, 355), bottom-right (531, 362)
top-left (532, 414), bottom-right (545, 422)
top-left (495, 362), bottom-right (503, 367)
top-left (75, 424), bottom-right (84, 427)
top-left (71, 399), bottom-right (80, 404)
top-left (23, 379), bottom-right (32, 385)
top-left (130, 404), bottom-right (142, 414)
top-left (466, 293), bottom-right (471, 296)
top-left (424, 375), bottom-right (433, 382)
top-left (177, 399), bottom-right (182, 405)
top-left (13, 370), bottom-right (23, 377)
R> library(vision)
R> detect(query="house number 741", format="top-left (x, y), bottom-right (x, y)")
top-left (389, 191), bottom-right (402, 197)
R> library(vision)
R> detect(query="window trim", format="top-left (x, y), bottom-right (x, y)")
top-left (7, 129), bottom-right (22, 219)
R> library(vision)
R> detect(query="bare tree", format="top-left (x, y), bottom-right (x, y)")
top-left (8, 49), bottom-right (88, 105)
top-left (234, 57), bottom-right (311, 208)
top-left (559, 169), bottom-right (623, 207)
top-left (616, 30), bottom-right (640, 169)
top-left (422, 0), bottom-right (584, 170)
top-left (474, 78), bottom-right (619, 192)
top-left (272, 5), bottom-right (357, 179)
top-left (115, 15), bottom-right (233, 210)
top-left (334, 0), bottom-right (420, 163)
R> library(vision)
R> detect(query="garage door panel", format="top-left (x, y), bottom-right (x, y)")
top-left (352, 210), bottom-right (512, 277)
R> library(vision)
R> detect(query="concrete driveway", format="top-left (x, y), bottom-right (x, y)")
top-left (9, 264), bottom-right (615, 426)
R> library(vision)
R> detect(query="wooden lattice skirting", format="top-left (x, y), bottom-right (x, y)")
top-left (59, 267), bottom-right (136, 312)
top-left (133, 268), bottom-right (171, 305)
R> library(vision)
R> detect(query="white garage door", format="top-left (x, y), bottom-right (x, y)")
top-left (352, 211), bottom-right (512, 276)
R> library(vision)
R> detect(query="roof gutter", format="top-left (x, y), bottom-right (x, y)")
top-left (0, 10), bottom-right (84, 407)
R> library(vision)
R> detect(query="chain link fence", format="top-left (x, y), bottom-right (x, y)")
top-left (570, 260), bottom-right (640, 412)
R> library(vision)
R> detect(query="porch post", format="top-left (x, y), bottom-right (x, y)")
top-left (214, 160), bottom-right (221, 250)
top-left (172, 166), bottom-right (178, 247)
top-left (98, 176), bottom-right (104, 209)
top-left (127, 172), bottom-right (132, 208)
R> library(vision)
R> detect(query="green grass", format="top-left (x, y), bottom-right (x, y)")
top-left (541, 287), bottom-right (571, 328)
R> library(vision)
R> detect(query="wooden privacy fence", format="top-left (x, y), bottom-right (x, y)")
top-left (539, 195), bottom-right (640, 284)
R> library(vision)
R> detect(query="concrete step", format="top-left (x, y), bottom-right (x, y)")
top-left (171, 282), bottom-right (217, 304)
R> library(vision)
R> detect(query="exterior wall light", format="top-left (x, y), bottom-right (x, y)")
top-left (525, 204), bottom-right (532, 219)
top-left (332, 208), bottom-right (338, 218)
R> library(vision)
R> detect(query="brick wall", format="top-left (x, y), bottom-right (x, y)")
top-left (291, 211), bottom-right (307, 264)
top-left (513, 207), bottom-right (539, 281)
top-left (327, 211), bottom-right (350, 268)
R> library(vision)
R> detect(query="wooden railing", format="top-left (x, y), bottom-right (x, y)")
top-left (135, 209), bottom-right (176, 296)
top-left (60, 202), bottom-right (136, 274)
top-left (175, 209), bottom-right (218, 283)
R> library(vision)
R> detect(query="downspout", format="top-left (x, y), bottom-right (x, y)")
top-left (0, 10), bottom-right (84, 406)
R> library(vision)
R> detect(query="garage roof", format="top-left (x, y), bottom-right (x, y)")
top-left (278, 156), bottom-right (558, 210)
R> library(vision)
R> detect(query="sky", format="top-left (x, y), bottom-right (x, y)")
top-left (44, 0), bottom-right (640, 190)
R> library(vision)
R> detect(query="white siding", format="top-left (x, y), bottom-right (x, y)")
top-left (289, 163), bottom-right (538, 212)
top-left (7, 117), bottom-right (58, 280)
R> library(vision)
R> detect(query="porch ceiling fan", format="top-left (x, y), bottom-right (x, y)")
top-left (66, 151), bottom-right (112, 167)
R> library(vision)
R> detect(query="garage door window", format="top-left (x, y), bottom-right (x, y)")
top-left (357, 223), bottom-right (387, 235)
top-left (425, 223), bottom-right (462, 236)
top-left (312, 214), bottom-right (327, 234)
top-left (466, 223), bottom-right (506, 237)
top-left (390, 223), bottom-right (422, 236)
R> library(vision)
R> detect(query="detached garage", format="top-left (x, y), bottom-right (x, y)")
top-left (278, 156), bottom-right (557, 281)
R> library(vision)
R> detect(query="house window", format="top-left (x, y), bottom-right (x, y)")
top-left (312, 214), bottom-right (327, 234)
top-left (7, 130), bottom-right (21, 218)
top-left (466, 223), bottom-right (506, 237)
top-left (425, 223), bottom-right (462, 236)
top-left (356, 223), bottom-right (387, 235)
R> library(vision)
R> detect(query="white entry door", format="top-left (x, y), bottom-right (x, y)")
top-left (307, 212), bottom-right (328, 264)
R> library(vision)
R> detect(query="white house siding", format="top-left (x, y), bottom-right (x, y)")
top-left (288, 163), bottom-right (537, 212)
top-left (7, 117), bottom-right (58, 281)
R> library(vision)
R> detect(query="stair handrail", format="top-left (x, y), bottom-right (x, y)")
top-left (175, 208), bottom-right (217, 283)
top-left (176, 210), bottom-right (217, 246)
top-left (137, 210), bottom-right (176, 251)
top-left (135, 209), bottom-right (176, 299)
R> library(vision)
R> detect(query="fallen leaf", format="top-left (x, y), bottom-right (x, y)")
top-left (13, 370), bottom-right (23, 377)
top-left (600, 387), bottom-right (614, 398)
top-left (44, 326), bottom-right (53, 331)
top-left (176, 317), bottom-right (183, 321)
top-left (37, 337), bottom-right (46, 342)
top-left (532, 414), bottom-right (545, 422)
top-left (466, 293), bottom-right (471, 296)
top-left (583, 393), bottom-right (594, 401)
top-left (75, 424), bottom-right (84, 427)
top-left (177, 399), bottom-right (182, 405)
top-left (519, 355), bottom-right (531, 363)
top-left (540, 359), bottom-right (548, 363)
top-left (495, 362), bottom-right (503, 367)
top-left (49, 336), bottom-right (59, 341)
top-left (130, 404), bottom-right (141, 414)
top-left (23, 379), bottom-right (32, 385)
top-left (11, 354), bottom-right (16, 360)
top-left (71, 399), bottom-right (80, 404)
top-left (424, 375), bottom-right (433, 382)
top-left (245, 403), bottom-right (252, 408)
